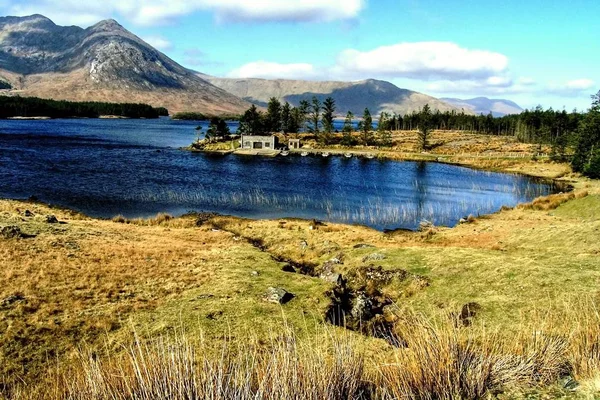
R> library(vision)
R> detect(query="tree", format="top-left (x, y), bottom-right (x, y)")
top-left (265, 97), bottom-right (282, 133)
top-left (206, 117), bottom-right (230, 140)
top-left (417, 104), bottom-right (433, 150)
top-left (572, 91), bottom-right (600, 177)
top-left (359, 108), bottom-right (373, 145)
top-left (377, 112), bottom-right (393, 147)
top-left (308, 96), bottom-right (321, 134)
top-left (320, 97), bottom-right (336, 144)
top-left (341, 111), bottom-right (356, 146)
top-left (238, 104), bottom-right (264, 135)
top-left (281, 102), bottom-right (292, 134)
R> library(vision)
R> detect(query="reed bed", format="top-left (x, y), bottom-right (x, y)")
top-left (24, 301), bottom-right (600, 400)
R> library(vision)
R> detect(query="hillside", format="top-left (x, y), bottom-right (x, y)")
top-left (204, 76), bottom-right (470, 116)
top-left (440, 97), bottom-right (523, 116)
top-left (0, 15), bottom-right (250, 115)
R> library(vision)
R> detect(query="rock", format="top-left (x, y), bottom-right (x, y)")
top-left (459, 217), bottom-right (468, 224)
top-left (23, 210), bottom-right (34, 217)
top-left (281, 264), bottom-right (296, 273)
top-left (319, 260), bottom-right (344, 285)
top-left (45, 215), bottom-right (59, 224)
top-left (1, 225), bottom-right (22, 239)
top-left (353, 243), bottom-right (374, 249)
top-left (418, 220), bottom-right (434, 231)
top-left (263, 287), bottom-right (294, 304)
top-left (300, 240), bottom-right (308, 250)
top-left (251, 271), bottom-right (260, 277)
top-left (350, 292), bottom-right (374, 321)
top-left (362, 253), bottom-right (386, 262)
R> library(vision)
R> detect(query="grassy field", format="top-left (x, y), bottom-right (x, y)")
top-left (2, 133), bottom-right (600, 398)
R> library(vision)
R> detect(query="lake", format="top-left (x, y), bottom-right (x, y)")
top-left (0, 117), bottom-right (557, 230)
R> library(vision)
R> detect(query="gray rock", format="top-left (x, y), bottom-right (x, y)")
top-left (351, 293), bottom-right (374, 321)
top-left (362, 253), bottom-right (386, 262)
top-left (263, 287), bottom-right (294, 304)
top-left (319, 260), bottom-right (344, 285)
top-left (419, 220), bottom-right (434, 231)
top-left (250, 271), bottom-right (260, 277)
top-left (353, 243), bottom-right (375, 249)
top-left (1, 225), bottom-right (22, 239)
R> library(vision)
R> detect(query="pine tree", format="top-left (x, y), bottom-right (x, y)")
top-left (341, 111), bottom-right (356, 146)
top-left (377, 112), bottom-right (393, 147)
top-left (321, 97), bottom-right (336, 144)
top-left (308, 96), bottom-right (321, 134)
top-left (359, 108), bottom-right (373, 145)
top-left (265, 97), bottom-right (282, 133)
top-left (417, 104), bottom-right (433, 150)
top-left (573, 91), bottom-right (600, 177)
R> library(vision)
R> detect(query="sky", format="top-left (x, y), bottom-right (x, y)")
top-left (2, 0), bottom-right (599, 110)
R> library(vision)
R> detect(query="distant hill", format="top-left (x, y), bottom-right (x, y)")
top-left (0, 15), bottom-right (250, 115)
top-left (203, 76), bottom-right (471, 116)
top-left (440, 97), bottom-right (523, 116)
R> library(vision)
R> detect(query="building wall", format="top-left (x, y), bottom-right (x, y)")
top-left (241, 135), bottom-right (276, 150)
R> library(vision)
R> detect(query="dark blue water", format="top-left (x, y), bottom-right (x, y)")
top-left (0, 118), bottom-right (556, 230)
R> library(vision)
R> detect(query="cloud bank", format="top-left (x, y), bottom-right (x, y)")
top-left (5, 0), bottom-right (365, 26)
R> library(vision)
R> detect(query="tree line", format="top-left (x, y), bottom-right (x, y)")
top-left (0, 96), bottom-right (168, 119)
top-left (234, 92), bottom-right (600, 178)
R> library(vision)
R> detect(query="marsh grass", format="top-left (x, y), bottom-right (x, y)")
top-left (37, 301), bottom-right (600, 400)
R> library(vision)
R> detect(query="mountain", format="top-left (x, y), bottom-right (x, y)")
top-left (0, 15), bottom-right (250, 115)
top-left (440, 97), bottom-right (523, 117)
top-left (203, 76), bottom-right (470, 116)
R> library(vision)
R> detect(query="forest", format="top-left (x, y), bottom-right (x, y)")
top-left (0, 96), bottom-right (168, 119)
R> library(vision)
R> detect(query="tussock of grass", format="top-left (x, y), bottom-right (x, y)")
top-left (518, 190), bottom-right (588, 211)
top-left (61, 327), bottom-right (367, 400)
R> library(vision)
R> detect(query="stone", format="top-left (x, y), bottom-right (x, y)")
top-left (353, 243), bottom-right (375, 249)
top-left (23, 210), bottom-right (34, 217)
top-left (1, 225), bottom-right (22, 239)
top-left (362, 253), bottom-right (386, 262)
top-left (418, 220), bottom-right (434, 231)
top-left (319, 260), bottom-right (344, 285)
top-left (263, 287), bottom-right (294, 304)
top-left (45, 215), bottom-right (59, 224)
top-left (350, 293), bottom-right (374, 321)
top-left (251, 271), bottom-right (260, 276)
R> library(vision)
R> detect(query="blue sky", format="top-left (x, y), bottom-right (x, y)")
top-left (2, 0), bottom-right (599, 110)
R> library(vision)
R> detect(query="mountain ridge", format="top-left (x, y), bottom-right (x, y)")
top-left (440, 97), bottom-right (523, 116)
top-left (204, 75), bottom-right (471, 116)
top-left (0, 15), bottom-right (251, 115)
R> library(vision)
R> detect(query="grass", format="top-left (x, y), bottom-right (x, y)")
top-left (1, 149), bottom-right (600, 398)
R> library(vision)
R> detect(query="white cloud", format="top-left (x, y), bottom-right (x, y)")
top-left (228, 61), bottom-right (321, 80)
top-left (546, 79), bottom-right (596, 96)
top-left (4, 0), bottom-right (365, 26)
top-left (332, 42), bottom-right (509, 81)
top-left (141, 35), bottom-right (172, 51)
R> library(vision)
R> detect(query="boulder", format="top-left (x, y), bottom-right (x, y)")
top-left (263, 287), bottom-right (294, 304)
top-left (353, 243), bottom-right (374, 249)
top-left (23, 210), bottom-right (34, 217)
top-left (46, 215), bottom-right (59, 224)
